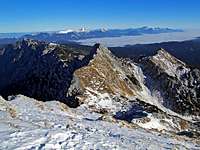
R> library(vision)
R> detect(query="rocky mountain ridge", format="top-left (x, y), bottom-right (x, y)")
top-left (0, 39), bottom-right (200, 144)
top-left (141, 48), bottom-right (200, 116)
top-left (0, 39), bottom-right (92, 107)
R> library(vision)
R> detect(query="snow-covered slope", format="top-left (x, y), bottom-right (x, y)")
top-left (0, 95), bottom-right (199, 150)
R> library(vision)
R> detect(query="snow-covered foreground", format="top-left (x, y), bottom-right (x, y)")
top-left (0, 95), bottom-right (199, 150)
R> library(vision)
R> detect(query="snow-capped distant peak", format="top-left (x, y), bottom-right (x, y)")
top-left (78, 27), bottom-right (89, 32)
top-left (58, 29), bottom-right (74, 34)
top-left (58, 28), bottom-right (89, 34)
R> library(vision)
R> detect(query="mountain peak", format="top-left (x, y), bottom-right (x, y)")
top-left (14, 39), bottom-right (41, 50)
top-left (78, 27), bottom-right (88, 32)
top-left (152, 48), bottom-right (188, 73)
top-left (142, 48), bottom-right (200, 116)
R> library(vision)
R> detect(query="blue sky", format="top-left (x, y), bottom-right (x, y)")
top-left (0, 0), bottom-right (199, 32)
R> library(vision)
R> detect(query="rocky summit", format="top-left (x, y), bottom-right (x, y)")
top-left (0, 39), bottom-right (200, 149)
top-left (142, 48), bottom-right (200, 116)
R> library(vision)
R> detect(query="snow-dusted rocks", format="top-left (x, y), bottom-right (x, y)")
top-left (142, 48), bottom-right (200, 116)
top-left (0, 95), bottom-right (199, 149)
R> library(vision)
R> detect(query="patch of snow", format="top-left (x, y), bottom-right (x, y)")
top-left (133, 114), bottom-right (167, 131)
top-left (49, 42), bottom-right (58, 46)
top-left (58, 29), bottom-right (74, 34)
top-left (85, 88), bottom-right (119, 113)
top-left (58, 28), bottom-right (89, 34)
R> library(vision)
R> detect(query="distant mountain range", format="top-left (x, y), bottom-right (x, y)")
top-left (0, 27), bottom-right (183, 44)
top-left (23, 27), bottom-right (183, 42)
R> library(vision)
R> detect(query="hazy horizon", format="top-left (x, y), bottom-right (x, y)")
top-left (0, 26), bottom-right (189, 34)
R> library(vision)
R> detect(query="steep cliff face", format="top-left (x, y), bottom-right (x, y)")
top-left (68, 45), bottom-right (150, 113)
top-left (0, 39), bottom-right (91, 107)
top-left (142, 49), bottom-right (200, 116)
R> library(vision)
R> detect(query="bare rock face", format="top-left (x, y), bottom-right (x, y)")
top-left (141, 48), bottom-right (200, 116)
top-left (67, 44), bottom-right (148, 113)
top-left (73, 45), bottom-right (139, 96)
